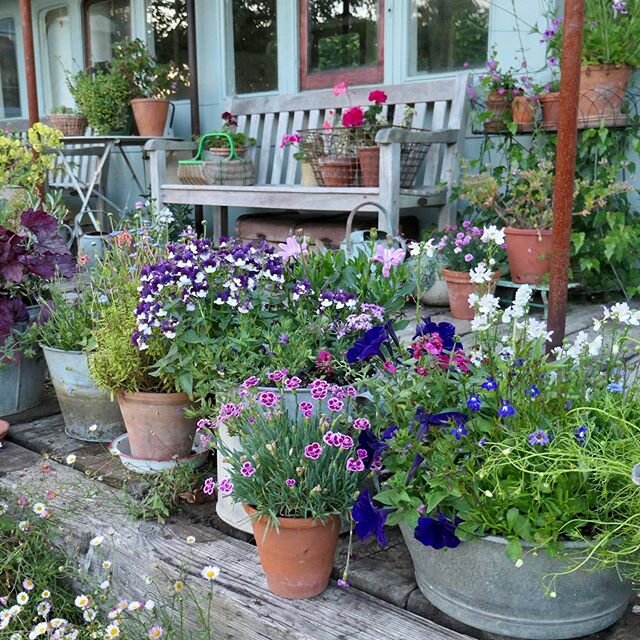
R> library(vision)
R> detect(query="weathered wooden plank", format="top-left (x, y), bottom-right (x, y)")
top-left (0, 442), bottom-right (472, 640)
top-left (284, 111), bottom-right (305, 185)
top-left (257, 112), bottom-right (275, 184)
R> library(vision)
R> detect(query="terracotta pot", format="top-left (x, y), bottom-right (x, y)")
top-left (0, 419), bottom-right (9, 441)
top-left (130, 98), bottom-right (170, 137)
top-left (299, 161), bottom-right (318, 186)
top-left (484, 91), bottom-right (513, 132)
top-left (539, 92), bottom-right (560, 130)
top-left (504, 227), bottom-right (553, 284)
top-left (578, 64), bottom-right (632, 127)
top-left (245, 505), bottom-right (340, 599)
top-left (512, 96), bottom-right (537, 131)
top-left (357, 146), bottom-right (380, 187)
top-left (116, 391), bottom-right (195, 460)
top-left (442, 268), bottom-right (500, 320)
top-left (318, 156), bottom-right (356, 187)
top-left (205, 146), bottom-right (246, 160)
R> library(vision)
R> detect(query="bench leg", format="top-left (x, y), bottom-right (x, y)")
top-left (211, 206), bottom-right (229, 242)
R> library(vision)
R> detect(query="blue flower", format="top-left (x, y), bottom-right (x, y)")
top-left (528, 429), bottom-right (550, 446)
top-left (478, 436), bottom-right (488, 447)
top-left (526, 385), bottom-right (541, 399)
top-left (574, 424), bottom-right (588, 444)
top-left (450, 423), bottom-right (468, 440)
top-left (481, 376), bottom-right (498, 391)
top-left (352, 489), bottom-right (390, 546)
top-left (467, 394), bottom-right (482, 412)
top-left (414, 513), bottom-right (461, 550)
top-left (413, 317), bottom-right (460, 352)
top-left (346, 326), bottom-right (389, 363)
top-left (278, 333), bottom-right (289, 344)
top-left (607, 382), bottom-right (624, 393)
top-left (565, 400), bottom-right (573, 412)
top-left (497, 399), bottom-right (515, 418)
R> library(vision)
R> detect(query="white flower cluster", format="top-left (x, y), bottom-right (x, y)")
top-left (408, 238), bottom-right (437, 259)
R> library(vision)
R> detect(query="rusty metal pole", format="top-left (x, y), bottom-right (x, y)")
top-left (19, 0), bottom-right (39, 126)
top-left (547, 0), bottom-right (585, 351)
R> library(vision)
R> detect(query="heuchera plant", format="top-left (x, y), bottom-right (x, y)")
top-left (0, 209), bottom-right (75, 358)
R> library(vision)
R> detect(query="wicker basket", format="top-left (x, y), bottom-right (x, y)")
top-left (48, 114), bottom-right (87, 137)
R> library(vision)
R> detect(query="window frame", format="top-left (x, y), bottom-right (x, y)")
top-left (0, 13), bottom-right (24, 120)
top-left (299, 0), bottom-right (384, 90)
top-left (83, 0), bottom-right (132, 67)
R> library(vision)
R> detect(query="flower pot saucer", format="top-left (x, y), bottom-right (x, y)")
top-left (110, 433), bottom-right (209, 475)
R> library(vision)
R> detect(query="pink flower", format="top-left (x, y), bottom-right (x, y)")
top-left (286, 478), bottom-right (296, 487)
top-left (285, 376), bottom-right (302, 389)
top-left (280, 133), bottom-right (301, 148)
top-left (217, 478), bottom-right (233, 495)
top-left (464, 253), bottom-right (474, 262)
top-left (327, 397), bottom-right (344, 412)
top-left (357, 448), bottom-right (368, 459)
top-left (340, 434), bottom-right (354, 449)
top-left (304, 442), bottom-right (323, 460)
top-left (267, 368), bottom-right (288, 383)
top-left (372, 244), bottom-right (405, 277)
top-left (202, 477), bottom-right (216, 495)
top-left (258, 391), bottom-right (280, 408)
top-left (241, 375), bottom-right (260, 388)
top-left (342, 106), bottom-right (365, 128)
top-left (333, 81), bottom-right (348, 96)
top-left (368, 90), bottom-right (387, 104)
top-left (346, 458), bottom-right (365, 472)
top-left (241, 461), bottom-right (256, 477)
top-left (299, 401), bottom-right (314, 415)
top-left (322, 120), bottom-right (333, 130)
top-left (277, 236), bottom-right (308, 262)
top-left (353, 417), bottom-right (370, 431)
top-left (346, 386), bottom-right (357, 397)
top-left (383, 360), bottom-right (397, 374)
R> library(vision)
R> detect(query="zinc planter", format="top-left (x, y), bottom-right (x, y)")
top-left (504, 227), bottom-right (553, 285)
top-left (400, 523), bottom-right (632, 639)
top-left (0, 353), bottom-right (46, 417)
top-left (116, 391), bottom-right (195, 460)
top-left (41, 346), bottom-right (125, 442)
top-left (245, 505), bottom-right (340, 599)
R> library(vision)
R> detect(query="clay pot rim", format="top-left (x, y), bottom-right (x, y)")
top-left (130, 97), bottom-right (171, 104)
top-left (442, 267), bottom-right (501, 277)
top-left (504, 226), bottom-right (553, 235)
top-left (243, 504), bottom-right (340, 530)
top-left (538, 92), bottom-right (560, 102)
top-left (117, 390), bottom-right (190, 403)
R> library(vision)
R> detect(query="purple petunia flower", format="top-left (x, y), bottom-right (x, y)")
top-left (497, 399), bottom-right (515, 418)
top-left (414, 513), bottom-right (461, 550)
top-left (304, 442), bottom-right (323, 460)
top-left (352, 489), bottom-right (390, 546)
top-left (528, 429), bottom-right (550, 446)
top-left (346, 326), bottom-right (389, 363)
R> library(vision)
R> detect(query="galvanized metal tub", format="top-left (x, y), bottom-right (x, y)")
top-left (400, 522), bottom-right (632, 639)
top-left (41, 346), bottom-right (125, 442)
top-left (0, 353), bottom-right (46, 417)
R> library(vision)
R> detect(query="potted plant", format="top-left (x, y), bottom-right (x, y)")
top-left (0, 209), bottom-right (75, 416)
top-left (29, 286), bottom-right (125, 442)
top-left (47, 106), bottom-right (87, 137)
top-left (477, 49), bottom-right (521, 132)
top-left (203, 112), bottom-right (256, 159)
top-left (67, 67), bottom-right (133, 135)
top-left (429, 222), bottom-right (504, 320)
top-left (352, 89), bottom-right (389, 187)
top-left (112, 39), bottom-right (178, 137)
top-left (89, 217), bottom-right (195, 461)
top-left (352, 293), bottom-right (638, 639)
top-left (199, 382), bottom-right (364, 599)
top-left (280, 132), bottom-right (322, 186)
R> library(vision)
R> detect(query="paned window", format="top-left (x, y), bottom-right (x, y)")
top-left (0, 18), bottom-right (21, 119)
top-left (85, 0), bottom-right (131, 67)
top-left (232, 0), bottom-right (278, 95)
top-left (411, 0), bottom-right (489, 75)
top-left (300, 0), bottom-right (383, 90)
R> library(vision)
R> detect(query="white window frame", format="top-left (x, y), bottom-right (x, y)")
top-left (0, 10), bottom-right (26, 122)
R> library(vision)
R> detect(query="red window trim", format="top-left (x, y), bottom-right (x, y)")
top-left (299, 0), bottom-right (384, 91)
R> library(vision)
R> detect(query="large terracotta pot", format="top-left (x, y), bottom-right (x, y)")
top-left (130, 98), bottom-right (170, 137)
top-left (484, 91), bottom-right (512, 132)
top-left (116, 391), bottom-right (195, 460)
top-left (318, 156), bottom-right (356, 187)
top-left (512, 96), bottom-right (537, 131)
top-left (357, 146), bottom-right (380, 187)
top-left (539, 92), bottom-right (560, 130)
top-left (578, 65), bottom-right (632, 127)
top-left (442, 268), bottom-right (500, 320)
top-left (505, 227), bottom-right (553, 284)
top-left (245, 505), bottom-right (340, 599)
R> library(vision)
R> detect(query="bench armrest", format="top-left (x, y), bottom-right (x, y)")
top-left (144, 139), bottom-right (198, 152)
top-left (375, 127), bottom-right (459, 145)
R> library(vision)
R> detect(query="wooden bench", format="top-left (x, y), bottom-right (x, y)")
top-left (146, 74), bottom-right (470, 236)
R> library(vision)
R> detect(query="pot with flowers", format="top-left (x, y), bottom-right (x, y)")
top-left (353, 89), bottom-right (389, 187)
top-left (0, 209), bottom-right (75, 416)
top-left (280, 132), bottom-right (323, 186)
top-left (430, 223), bottom-right (505, 320)
top-left (477, 49), bottom-right (520, 132)
top-left (352, 294), bottom-right (639, 639)
top-left (204, 112), bottom-right (256, 159)
top-left (112, 39), bottom-right (178, 137)
top-left (199, 383), bottom-right (365, 599)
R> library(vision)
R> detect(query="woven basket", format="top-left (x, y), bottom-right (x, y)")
top-left (48, 114), bottom-right (87, 136)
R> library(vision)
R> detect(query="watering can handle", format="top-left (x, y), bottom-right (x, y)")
top-left (344, 201), bottom-right (406, 254)
top-left (194, 132), bottom-right (238, 161)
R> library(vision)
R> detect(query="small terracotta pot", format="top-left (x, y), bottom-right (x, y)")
top-left (539, 92), bottom-right (560, 130)
top-left (484, 91), bottom-right (513, 132)
top-left (116, 391), bottom-right (195, 460)
top-left (245, 505), bottom-right (340, 599)
top-left (512, 96), bottom-right (537, 131)
top-left (442, 268), bottom-right (500, 320)
top-left (205, 146), bottom-right (246, 160)
top-left (505, 227), bottom-right (553, 284)
top-left (578, 64), bottom-right (632, 126)
top-left (357, 146), bottom-right (380, 187)
top-left (318, 156), bottom-right (356, 187)
top-left (0, 419), bottom-right (9, 441)
top-left (131, 98), bottom-right (170, 137)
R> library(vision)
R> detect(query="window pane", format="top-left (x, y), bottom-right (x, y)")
top-left (46, 7), bottom-right (74, 109)
top-left (307, 0), bottom-right (379, 72)
top-left (0, 18), bottom-right (21, 118)
top-left (147, 0), bottom-right (190, 100)
top-left (87, 0), bottom-right (131, 66)
top-left (413, 0), bottom-right (489, 74)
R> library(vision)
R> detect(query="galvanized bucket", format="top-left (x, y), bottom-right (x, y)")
top-left (0, 353), bottom-right (46, 417)
top-left (41, 346), bottom-right (125, 442)
top-left (400, 522), bottom-right (632, 639)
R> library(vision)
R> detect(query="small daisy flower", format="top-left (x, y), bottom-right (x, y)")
top-left (100, 580), bottom-right (110, 590)
top-left (83, 608), bottom-right (97, 622)
top-left (32, 503), bottom-right (46, 516)
top-left (144, 600), bottom-right (155, 611)
top-left (89, 424), bottom-right (98, 432)
top-left (74, 594), bottom-right (90, 609)
top-left (65, 454), bottom-right (76, 465)
top-left (22, 578), bottom-right (34, 591)
top-left (105, 623), bottom-right (121, 637)
top-left (16, 592), bottom-right (28, 605)
top-left (102, 560), bottom-right (112, 570)
top-left (174, 580), bottom-right (184, 592)
top-left (201, 565), bottom-right (220, 581)
top-left (90, 535), bottom-right (104, 546)
top-left (41, 590), bottom-right (51, 599)
top-left (186, 536), bottom-right (196, 544)
top-left (148, 624), bottom-right (164, 639)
